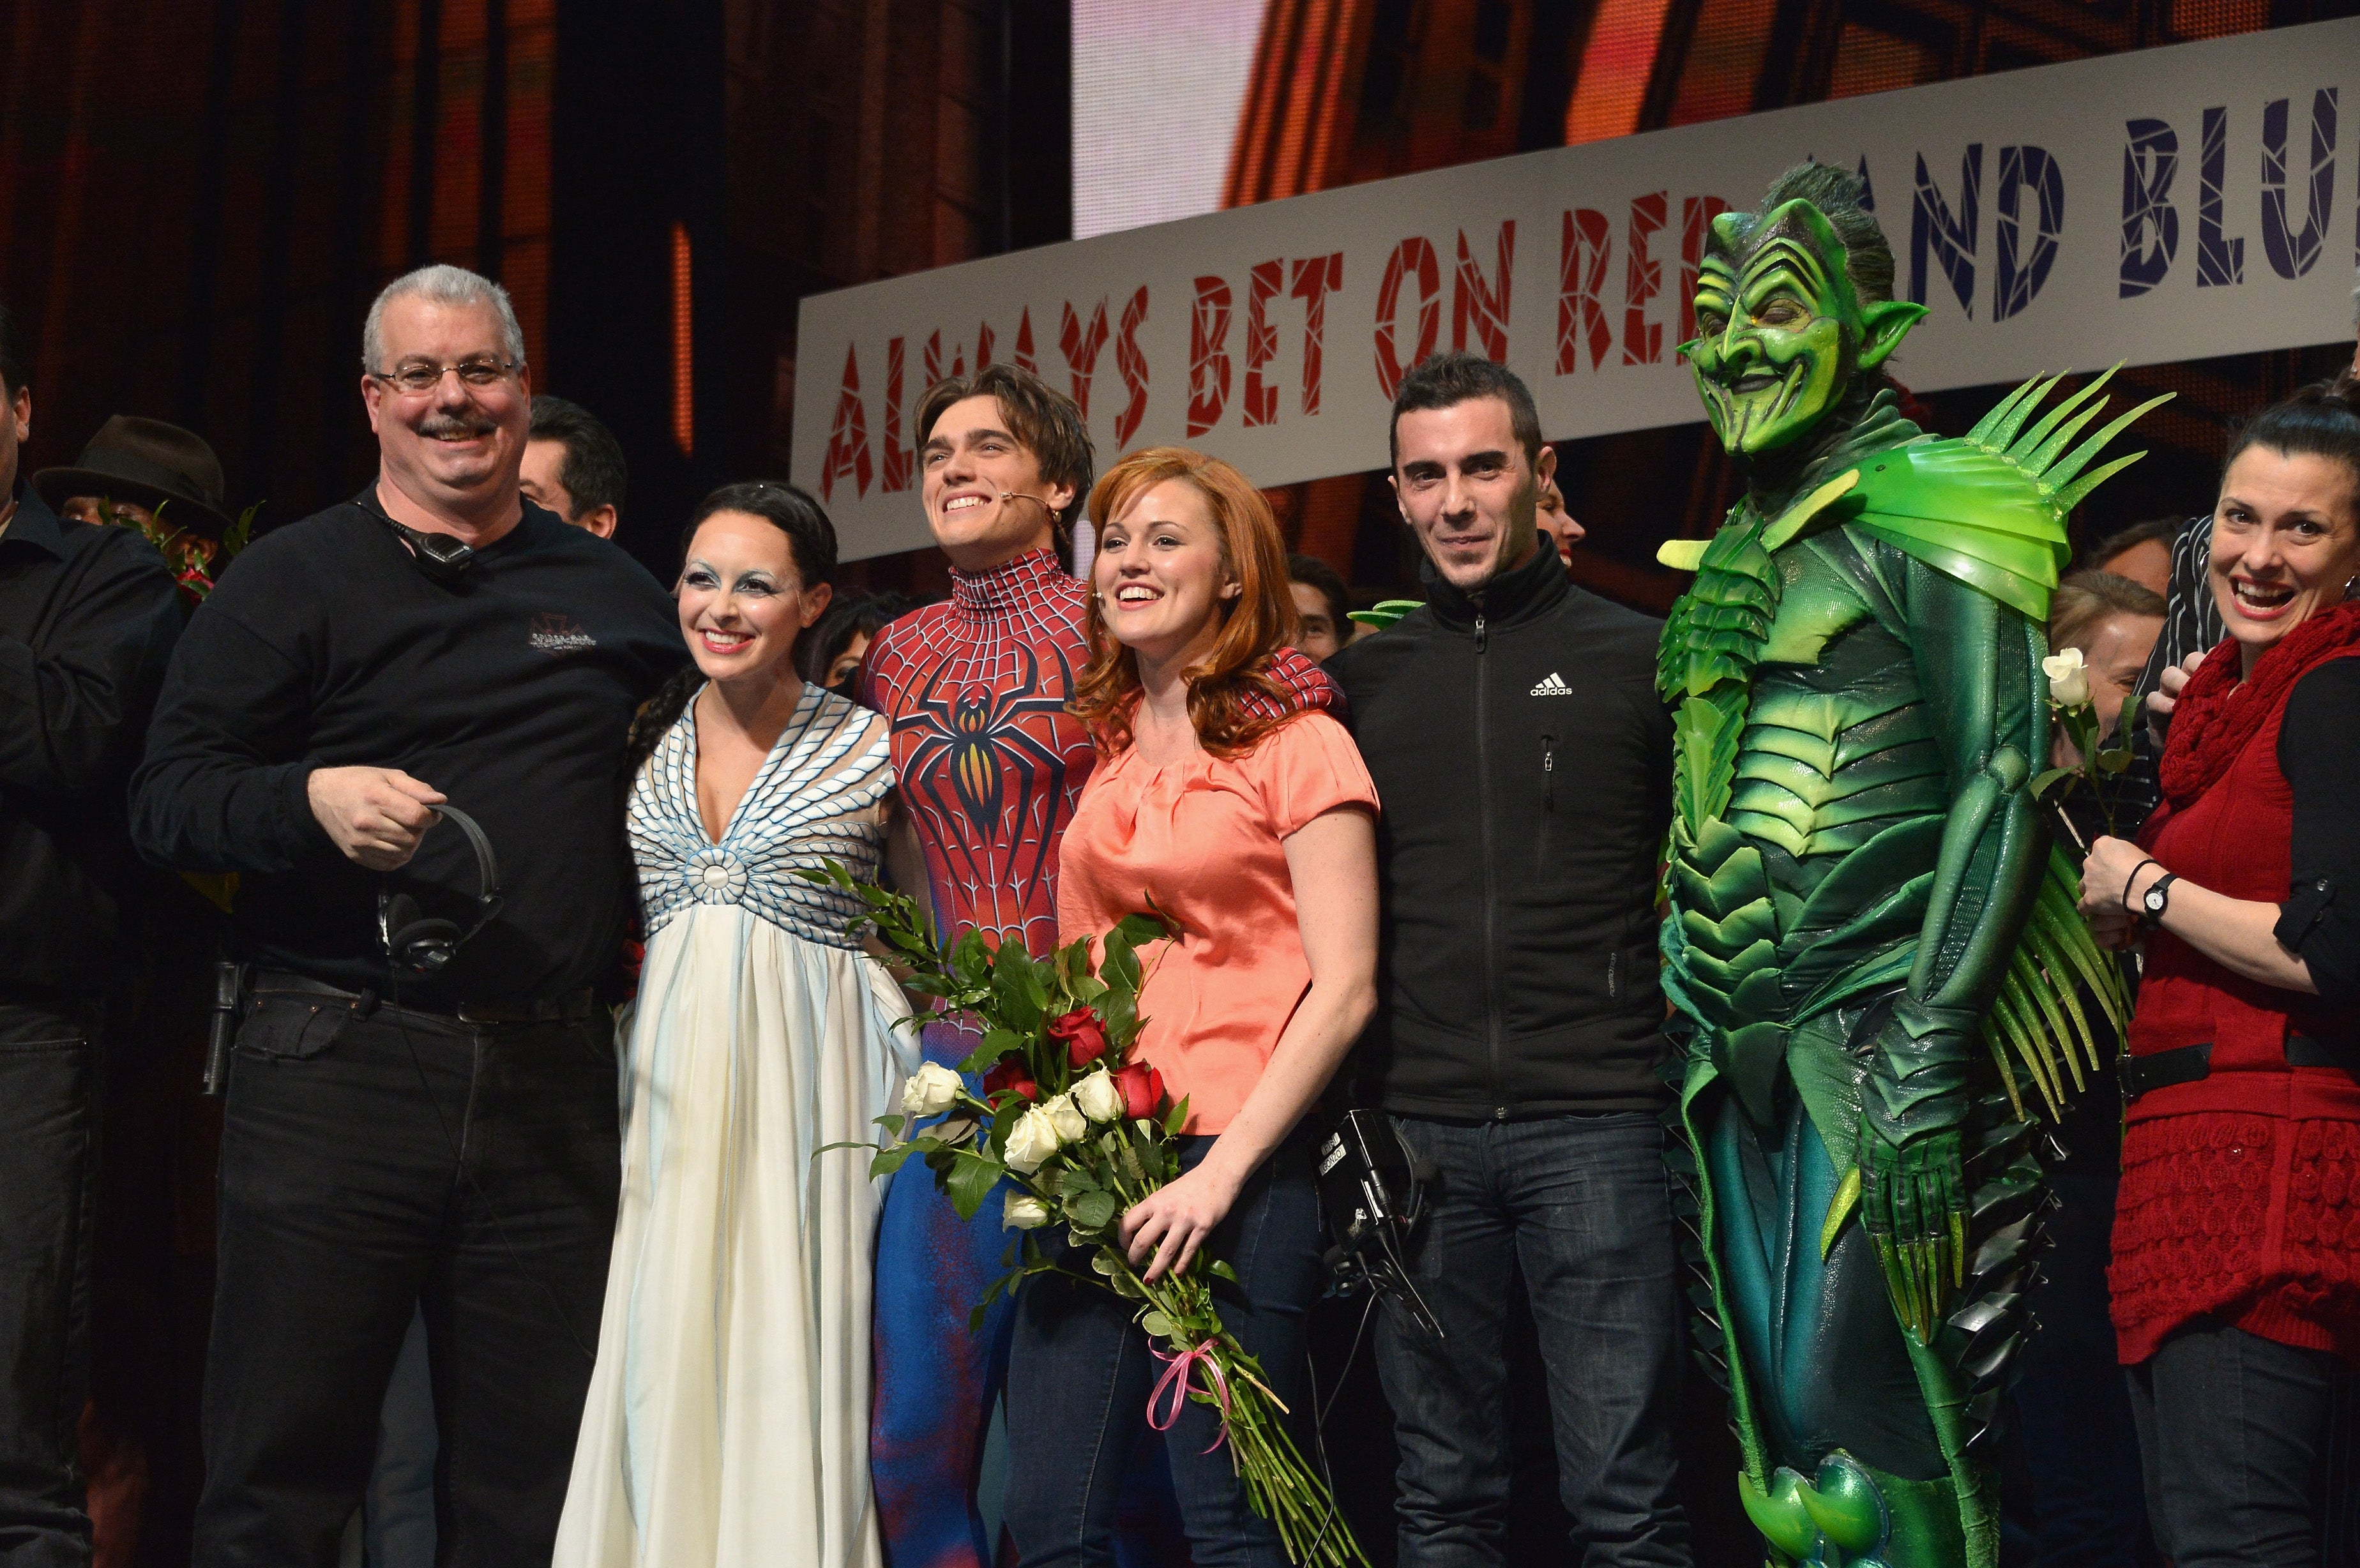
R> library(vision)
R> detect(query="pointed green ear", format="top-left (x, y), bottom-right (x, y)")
top-left (1856, 299), bottom-right (1928, 372)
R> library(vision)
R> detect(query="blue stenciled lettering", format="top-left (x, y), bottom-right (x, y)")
top-left (1912, 146), bottom-right (1983, 317)
top-left (1993, 146), bottom-right (2063, 320)
top-left (2198, 105), bottom-right (2244, 287)
top-left (2260, 89), bottom-right (2337, 281)
top-left (2119, 119), bottom-right (2179, 298)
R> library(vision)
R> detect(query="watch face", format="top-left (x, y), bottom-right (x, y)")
top-left (2144, 884), bottom-right (2167, 913)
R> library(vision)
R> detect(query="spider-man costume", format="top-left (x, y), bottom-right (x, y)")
top-left (858, 545), bottom-right (1338, 1567)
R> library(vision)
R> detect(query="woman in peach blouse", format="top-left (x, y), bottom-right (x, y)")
top-left (1001, 448), bottom-right (1379, 1566)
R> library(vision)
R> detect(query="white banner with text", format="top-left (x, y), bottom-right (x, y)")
top-left (794, 20), bottom-right (2359, 559)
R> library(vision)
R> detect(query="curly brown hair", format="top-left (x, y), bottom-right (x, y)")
top-left (1068, 447), bottom-right (1305, 759)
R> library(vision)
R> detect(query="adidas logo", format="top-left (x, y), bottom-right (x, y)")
top-left (1529, 672), bottom-right (1572, 697)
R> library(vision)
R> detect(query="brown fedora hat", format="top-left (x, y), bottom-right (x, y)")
top-left (33, 415), bottom-right (235, 539)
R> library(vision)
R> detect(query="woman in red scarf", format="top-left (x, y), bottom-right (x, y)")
top-left (2078, 377), bottom-right (2360, 1565)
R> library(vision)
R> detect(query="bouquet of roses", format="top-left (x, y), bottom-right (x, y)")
top-left (807, 863), bottom-right (1365, 1567)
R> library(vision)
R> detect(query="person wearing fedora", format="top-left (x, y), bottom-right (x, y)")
top-left (0, 305), bottom-right (186, 1565)
top-left (34, 416), bottom-right (241, 605)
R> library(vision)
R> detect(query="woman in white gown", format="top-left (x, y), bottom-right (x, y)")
top-left (556, 483), bottom-right (914, 1568)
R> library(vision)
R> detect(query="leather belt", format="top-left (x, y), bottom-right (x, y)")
top-left (248, 970), bottom-right (598, 1026)
top-left (2119, 1034), bottom-right (2355, 1104)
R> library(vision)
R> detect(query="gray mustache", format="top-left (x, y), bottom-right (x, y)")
top-left (417, 414), bottom-right (497, 439)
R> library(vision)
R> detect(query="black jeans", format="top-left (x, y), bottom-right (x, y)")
top-left (2126, 1319), bottom-right (2338, 1568)
top-left (194, 993), bottom-right (619, 1568)
top-left (1004, 1127), bottom-right (1324, 1567)
top-left (1373, 1112), bottom-right (1689, 1568)
top-left (0, 993), bottom-right (102, 1568)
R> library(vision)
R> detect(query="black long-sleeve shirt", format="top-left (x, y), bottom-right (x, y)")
top-left (0, 485), bottom-right (185, 996)
top-left (130, 490), bottom-right (685, 1008)
top-left (2275, 657), bottom-right (2360, 1010)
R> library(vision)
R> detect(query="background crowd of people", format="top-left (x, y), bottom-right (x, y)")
top-left (2, 236), bottom-right (2358, 1568)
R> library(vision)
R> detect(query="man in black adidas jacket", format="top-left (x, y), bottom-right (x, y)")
top-left (1330, 352), bottom-right (1687, 1566)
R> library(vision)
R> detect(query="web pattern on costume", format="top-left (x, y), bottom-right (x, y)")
top-left (630, 683), bottom-right (892, 950)
top-left (858, 551), bottom-right (1096, 958)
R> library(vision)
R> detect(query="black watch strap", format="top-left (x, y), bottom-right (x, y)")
top-left (2141, 871), bottom-right (2179, 926)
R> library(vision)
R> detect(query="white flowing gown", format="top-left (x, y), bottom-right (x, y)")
top-left (556, 684), bottom-right (914, 1568)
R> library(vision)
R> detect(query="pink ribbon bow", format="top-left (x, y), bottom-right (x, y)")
top-left (1147, 1338), bottom-right (1234, 1452)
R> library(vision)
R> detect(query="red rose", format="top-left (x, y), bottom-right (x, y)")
top-left (1111, 1061), bottom-right (1166, 1121)
top-left (1046, 1007), bottom-right (1110, 1069)
top-left (982, 1059), bottom-right (1040, 1103)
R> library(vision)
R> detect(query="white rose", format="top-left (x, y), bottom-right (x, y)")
top-left (1002, 1193), bottom-right (1050, 1230)
top-left (1004, 1104), bottom-right (1064, 1173)
top-left (1044, 1092), bottom-right (1089, 1143)
top-left (899, 1062), bottom-right (964, 1120)
top-left (1073, 1070), bottom-right (1123, 1124)
top-left (2042, 647), bottom-right (2091, 707)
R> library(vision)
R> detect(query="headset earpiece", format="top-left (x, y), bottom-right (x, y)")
top-left (377, 805), bottom-right (504, 980)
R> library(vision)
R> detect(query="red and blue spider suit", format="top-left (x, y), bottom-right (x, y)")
top-left (858, 545), bottom-right (1340, 1567)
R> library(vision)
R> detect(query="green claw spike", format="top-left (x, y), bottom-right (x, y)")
top-left (1823, 1166), bottom-right (1863, 1259)
top-left (1802, 1454), bottom-right (1889, 1555)
top-left (1739, 1468), bottom-right (1818, 1561)
top-left (1951, 1210), bottom-right (1969, 1288)
top-left (1963, 372), bottom-right (2052, 449)
top-left (1979, 370), bottom-right (2069, 451)
top-left (1986, 1023), bottom-right (2030, 1122)
top-left (2044, 392), bottom-right (2174, 497)
top-left (2007, 366), bottom-right (2119, 466)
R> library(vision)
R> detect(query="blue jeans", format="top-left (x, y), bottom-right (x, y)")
top-left (1373, 1112), bottom-right (1689, 1567)
top-left (1004, 1126), bottom-right (1323, 1567)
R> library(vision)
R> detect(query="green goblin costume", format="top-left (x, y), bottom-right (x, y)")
top-left (1653, 163), bottom-right (2160, 1568)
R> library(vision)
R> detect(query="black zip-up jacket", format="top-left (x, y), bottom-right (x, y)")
top-left (0, 484), bottom-right (183, 997)
top-left (1330, 543), bottom-right (1672, 1119)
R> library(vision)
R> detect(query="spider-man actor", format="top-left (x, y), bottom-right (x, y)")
top-left (859, 365), bottom-right (1336, 1566)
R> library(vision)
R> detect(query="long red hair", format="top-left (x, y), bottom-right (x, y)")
top-left (1069, 446), bottom-right (1303, 758)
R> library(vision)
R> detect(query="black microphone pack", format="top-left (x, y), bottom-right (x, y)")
top-left (1315, 1108), bottom-right (1444, 1338)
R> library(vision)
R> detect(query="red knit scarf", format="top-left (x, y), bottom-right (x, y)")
top-left (2160, 598), bottom-right (2360, 808)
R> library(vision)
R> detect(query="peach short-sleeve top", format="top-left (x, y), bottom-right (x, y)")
top-left (1057, 712), bottom-right (1379, 1135)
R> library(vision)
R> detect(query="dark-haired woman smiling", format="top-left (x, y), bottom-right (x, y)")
top-left (557, 483), bottom-right (914, 1567)
top-left (2078, 381), bottom-right (2360, 1566)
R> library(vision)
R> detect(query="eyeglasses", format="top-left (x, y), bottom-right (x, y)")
top-left (367, 357), bottom-right (519, 395)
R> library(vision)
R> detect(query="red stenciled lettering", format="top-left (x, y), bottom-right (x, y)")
top-left (1243, 259), bottom-right (1284, 428)
top-left (975, 320), bottom-right (996, 368)
top-left (1188, 276), bottom-right (1233, 437)
top-left (1060, 299), bottom-right (1111, 419)
top-left (1373, 237), bottom-right (1441, 400)
top-left (1452, 221), bottom-right (1515, 362)
top-left (1290, 252), bottom-right (1342, 416)
top-left (1624, 192), bottom-right (1668, 366)
top-left (820, 343), bottom-right (873, 503)
top-left (1557, 209), bottom-right (1613, 375)
top-left (1679, 197), bottom-right (1732, 359)
top-left (1015, 307), bottom-right (1039, 375)
top-left (1114, 286), bottom-right (1150, 446)
top-left (882, 336), bottom-right (913, 492)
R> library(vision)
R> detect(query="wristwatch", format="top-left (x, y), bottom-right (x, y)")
top-left (2139, 870), bottom-right (2179, 926)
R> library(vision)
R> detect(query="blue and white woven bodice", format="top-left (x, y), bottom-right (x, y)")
top-left (629, 684), bottom-right (892, 950)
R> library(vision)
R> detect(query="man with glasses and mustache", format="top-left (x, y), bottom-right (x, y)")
top-left (131, 264), bottom-right (684, 1567)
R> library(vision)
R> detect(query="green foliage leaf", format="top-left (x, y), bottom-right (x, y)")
top-left (1207, 1258), bottom-right (1238, 1283)
top-left (1069, 1190), bottom-right (1117, 1232)
top-left (870, 1142), bottom-right (921, 1179)
top-left (1139, 1309), bottom-right (1176, 1339)
top-left (962, 1029), bottom-right (1024, 1074)
top-left (2030, 765), bottom-right (2078, 800)
top-left (2095, 746), bottom-right (2132, 774)
top-left (1163, 1094), bottom-right (1191, 1136)
top-left (992, 949), bottom-right (1048, 1033)
top-left (944, 1151), bottom-right (1003, 1221)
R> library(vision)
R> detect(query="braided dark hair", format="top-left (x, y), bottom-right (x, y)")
top-left (626, 481), bottom-right (842, 771)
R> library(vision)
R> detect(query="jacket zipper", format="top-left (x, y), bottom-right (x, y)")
top-left (1475, 613), bottom-right (1506, 1120)
top-left (1538, 732), bottom-right (1555, 866)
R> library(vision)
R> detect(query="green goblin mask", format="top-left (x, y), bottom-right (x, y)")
top-left (1683, 198), bottom-right (1926, 457)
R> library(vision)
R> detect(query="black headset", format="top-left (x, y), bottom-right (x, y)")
top-left (378, 804), bottom-right (504, 978)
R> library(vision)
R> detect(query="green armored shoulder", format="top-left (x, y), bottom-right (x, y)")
top-left (1840, 368), bottom-right (2170, 624)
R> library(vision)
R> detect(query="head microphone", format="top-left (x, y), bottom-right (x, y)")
top-left (999, 490), bottom-right (1055, 515)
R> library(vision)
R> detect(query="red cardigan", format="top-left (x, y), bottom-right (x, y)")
top-left (2108, 622), bottom-right (2360, 1368)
